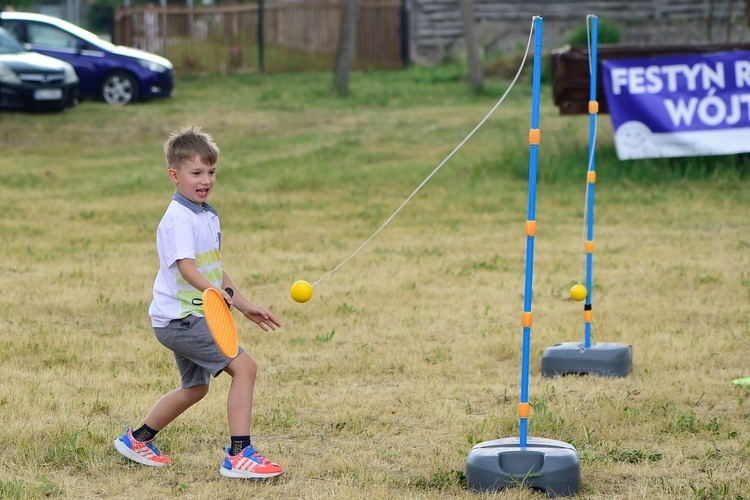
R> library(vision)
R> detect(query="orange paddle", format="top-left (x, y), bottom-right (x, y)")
top-left (202, 287), bottom-right (239, 358)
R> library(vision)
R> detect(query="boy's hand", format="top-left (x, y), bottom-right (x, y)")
top-left (219, 288), bottom-right (234, 310)
top-left (240, 304), bottom-right (281, 332)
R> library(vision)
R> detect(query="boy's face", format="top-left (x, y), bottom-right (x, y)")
top-left (168, 156), bottom-right (216, 205)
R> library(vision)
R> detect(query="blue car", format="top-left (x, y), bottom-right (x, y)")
top-left (1, 12), bottom-right (174, 105)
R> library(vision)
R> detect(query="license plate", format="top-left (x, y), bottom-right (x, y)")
top-left (34, 89), bottom-right (63, 101)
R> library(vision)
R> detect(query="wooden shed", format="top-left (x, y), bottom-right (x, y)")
top-left (551, 42), bottom-right (750, 115)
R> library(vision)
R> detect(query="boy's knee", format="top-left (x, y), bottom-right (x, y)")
top-left (247, 356), bottom-right (258, 375)
top-left (227, 352), bottom-right (257, 378)
top-left (240, 355), bottom-right (257, 378)
top-left (184, 384), bottom-right (209, 402)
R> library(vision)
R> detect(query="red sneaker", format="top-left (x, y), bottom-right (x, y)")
top-left (114, 427), bottom-right (172, 467)
top-left (220, 446), bottom-right (284, 479)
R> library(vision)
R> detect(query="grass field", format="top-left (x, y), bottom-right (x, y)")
top-left (0, 65), bottom-right (748, 499)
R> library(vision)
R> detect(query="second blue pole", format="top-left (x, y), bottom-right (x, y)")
top-left (518, 16), bottom-right (543, 449)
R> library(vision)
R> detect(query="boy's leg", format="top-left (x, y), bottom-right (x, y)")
top-left (114, 384), bottom-right (208, 467)
top-left (223, 351), bottom-right (257, 436)
top-left (143, 384), bottom-right (210, 430)
top-left (219, 352), bottom-right (284, 479)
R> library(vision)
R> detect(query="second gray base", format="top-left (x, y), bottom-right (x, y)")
top-left (541, 342), bottom-right (632, 378)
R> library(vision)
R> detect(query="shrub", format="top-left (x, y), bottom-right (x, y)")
top-left (566, 18), bottom-right (621, 46)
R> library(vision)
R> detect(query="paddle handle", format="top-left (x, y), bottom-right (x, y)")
top-left (225, 287), bottom-right (234, 307)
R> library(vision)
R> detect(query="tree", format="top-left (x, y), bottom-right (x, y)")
top-left (459, 0), bottom-right (483, 91)
top-left (0, 0), bottom-right (32, 21)
top-left (333, 0), bottom-right (361, 96)
top-left (708, 0), bottom-right (750, 42)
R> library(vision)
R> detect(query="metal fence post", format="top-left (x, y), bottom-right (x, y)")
top-left (400, 0), bottom-right (409, 66)
top-left (160, 0), bottom-right (167, 57)
top-left (258, 0), bottom-right (265, 72)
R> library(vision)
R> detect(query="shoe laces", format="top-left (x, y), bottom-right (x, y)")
top-left (239, 446), bottom-right (269, 464)
top-left (145, 441), bottom-right (163, 455)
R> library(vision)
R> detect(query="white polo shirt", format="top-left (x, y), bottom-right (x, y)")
top-left (149, 193), bottom-right (223, 327)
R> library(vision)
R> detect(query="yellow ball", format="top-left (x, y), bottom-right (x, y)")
top-left (570, 284), bottom-right (587, 302)
top-left (290, 280), bottom-right (313, 303)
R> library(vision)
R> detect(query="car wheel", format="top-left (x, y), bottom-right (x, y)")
top-left (101, 71), bottom-right (139, 105)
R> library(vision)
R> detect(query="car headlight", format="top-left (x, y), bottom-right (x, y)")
top-left (63, 65), bottom-right (79, 84)
top-left (138, 60), bottom-right (168, 73)
top-left (0, 65), bottom-right (22, 85)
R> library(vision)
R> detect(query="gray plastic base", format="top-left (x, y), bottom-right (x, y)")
top-left (466, 437), bottom-right (580, 497)
top-left (541, 342), bottom-right (632, 378)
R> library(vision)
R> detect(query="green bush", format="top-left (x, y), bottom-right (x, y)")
top-left (566, 18), bottom-right (621, 46)
top-left (87, 3), bottom-right (114, 36)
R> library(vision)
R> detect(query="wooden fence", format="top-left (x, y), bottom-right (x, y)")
top-left (410, 0), bottom-right (750, 64)
top-left (114, 0), bottom-right (750, 74)
top-left (114, 0), bottom-right (406, 74)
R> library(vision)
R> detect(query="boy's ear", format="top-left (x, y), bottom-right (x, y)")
top-left (167, 167), bottom-right (179, 184)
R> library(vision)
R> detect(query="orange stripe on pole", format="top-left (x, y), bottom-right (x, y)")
top-left (522, 312), bottom-right (533, 327)
top-left (518, 402), bottom-right (530, 418)
top-left (587, 170), bottom-right (596, 183)
top-left (528, 128), bottom-right (540, 145)
top-left (526, 220), bottom-right (537, 236)
top-left (585, 240), bottom-right (594, 253)
top-left (589, 100), bottom-right (599, 114)
top-left (584, 310), bottom-right (593, 322)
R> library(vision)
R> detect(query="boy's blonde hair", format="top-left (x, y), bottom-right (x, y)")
top-left (164, 125), bottom-right (220, 168)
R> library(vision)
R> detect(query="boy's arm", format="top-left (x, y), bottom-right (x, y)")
top-left (175, 258), bottom-right (234, 306)
top-left (222, 272), bottom-right (281, 332)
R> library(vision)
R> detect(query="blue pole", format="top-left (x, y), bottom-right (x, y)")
top-left (519, 16), bottom-right (543, 449)
top-left (583, 16), bottom-right (597, 349)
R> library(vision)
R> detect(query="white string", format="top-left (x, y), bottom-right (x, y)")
top-left (312, 18), bottom-right (539, 288)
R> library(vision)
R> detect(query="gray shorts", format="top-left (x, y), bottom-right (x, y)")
top-left (154, 315), bottom-right (245, 388)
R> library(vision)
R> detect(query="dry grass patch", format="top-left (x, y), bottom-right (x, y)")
top-left (0, 68), bottom-right (748, 499)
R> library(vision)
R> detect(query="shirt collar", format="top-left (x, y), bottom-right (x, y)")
top-left (172, 192), bottom-right (218, 215)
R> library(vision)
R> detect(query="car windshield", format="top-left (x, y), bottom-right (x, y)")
top-left (0, 27), bottom-right (25, 54)
top-left (42, 16), bottom-right (116, 51)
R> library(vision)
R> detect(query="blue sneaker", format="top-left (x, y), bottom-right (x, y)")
top-left (114, 427), bottom-right (172, 467)
top-left (220, 445), bottom-right (284, 479)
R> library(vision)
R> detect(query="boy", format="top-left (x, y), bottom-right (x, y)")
top-left (114, 125), bottom-right (284, 479)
